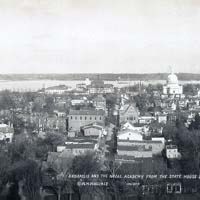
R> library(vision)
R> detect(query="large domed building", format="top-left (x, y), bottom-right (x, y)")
top-left (163, 72), bottom-right (183, 95)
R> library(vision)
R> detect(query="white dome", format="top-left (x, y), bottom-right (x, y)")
top-left (167, 73), bottom-right (178, 85)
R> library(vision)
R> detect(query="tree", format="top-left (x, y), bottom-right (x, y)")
top-left (194, 113), bottom-right (200, 129)
top-left (23, 92), bottom-right (36, 103)
top-left (13, 115), bottom-right (25, 135)
top-left (69, 152), bottom-right (102, 200)
top-left (133, 94), bottom-right (149, 114)
top-left (0, 152), bottom-right (11, 196)
top-left (183, 84), bottom-right (197, 96)
top-left (43, 154), bottom-right (74, 200)
top-left (176, 126), bottom-right (200, 174)
top-left (0, 90), bottom-right (16, 110)
top-left (162, 121), bottom-right (178, 141)
top-left (189, 113), bottom-right (200, 130)
top-left (41, 132), bottom-right (65, 152)
top-left (43, 96), bottom-right (55, 114)
top-left (9, 160), bottom-right (41, 200)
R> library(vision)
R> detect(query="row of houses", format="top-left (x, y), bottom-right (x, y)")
top-left (43, 79), bottom-right (115, 95)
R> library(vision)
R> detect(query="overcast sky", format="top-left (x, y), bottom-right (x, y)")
top-left (0, 0), bottom-right (200, 74)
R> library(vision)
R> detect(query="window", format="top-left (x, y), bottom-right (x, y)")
top-left (167, 185), bottom-right (172, 193)
top-left (99, 117), bottom-right (101, 120)
top-left (176, 185), bottom-right (181, 193)
top-left (71, 116), bottom-right (73, 119)
top-left (95, 117), bottom-right (97, 120)
top-left (90, 117), bottom-right (92, 120)
top-left (85, 116), bottom-right (87, 120)
top-left (80, 116), bottom-right (82, 120)
top-left (75, 117), bottom-right (77, 120)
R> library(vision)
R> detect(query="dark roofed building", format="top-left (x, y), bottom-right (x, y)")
top-left (118, 139), bottom-right (164, 155)
top-left (119, 104), bottom-right (139, 124)
top-left (117, 143), bottom-right (153, 158)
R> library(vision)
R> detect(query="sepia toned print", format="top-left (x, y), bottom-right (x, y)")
top-left (1, 1), bottom-right (200, 200)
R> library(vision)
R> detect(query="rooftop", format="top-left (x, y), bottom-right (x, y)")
top-left (93, 95), bottom-right (106, 102)
top-left (166, 145), bottom-right (178, 149)
top-left (68, 109), bottom-right (105, 116)
top-left (81, 122), bottom-right (104, 130)
top-left (118, 129), bottom-right (142, 136)
top-left (118, 145), bottom-right (152, 151)
top-left (118, 139), bottom-right (162, 144)
top-left (65, 143), bottom-right (95, 149)
top-left (0, 124), bottom-right (14, 133)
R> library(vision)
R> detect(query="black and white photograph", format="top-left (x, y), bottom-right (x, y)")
top-left (1, 0), bottom-right (200, 199)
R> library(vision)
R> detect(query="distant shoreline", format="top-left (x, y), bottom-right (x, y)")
top-left (1, 73), bottom-right (200, 81)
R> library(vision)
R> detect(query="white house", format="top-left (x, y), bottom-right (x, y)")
top-left (121, 121), bottom-right (149, 135)
top-left (166, 145), bottom-right (180, 159)
top-left (156, 114), bottom-right (167, 124)
top-left (167, 183), bottom-right (182, 194)
top-left (118, 129), bottom-right (143, 141)
top-left (0, 123), bottom-right (14, 143)
top-left (152, 137), bottom-right (165, 145)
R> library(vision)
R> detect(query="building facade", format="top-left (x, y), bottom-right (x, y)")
top-left (119, 104), bottom-right (139, 123)
top-left (163, 72), bottom-right (183, 95)
top-left (0, 123), bottom-right (14, 143)
top-left (67, 109), bottom-right (105, 132)
top-left (166, 145), bottom-right (179, 159)
top-left (92, 95), bottom-right (106, 111)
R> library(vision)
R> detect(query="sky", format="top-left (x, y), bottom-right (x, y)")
top-left (0, 0), bottom-right (200, 74)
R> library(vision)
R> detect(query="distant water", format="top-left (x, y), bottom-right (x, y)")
top-left (0, 79), bottom-right (199, 92)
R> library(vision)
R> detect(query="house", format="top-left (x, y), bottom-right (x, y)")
top-left (0, 123), bottom-right (14, 143)
top-left (118, 139), bottom-right (164, 155)
top-left (138, 115), bottom-right (155, 124)
top-left (76, 83), bottom-right (87, 90)
top-left (58, 143), bottom-right (96, 156)
top-left (70, 88), bottom-right (88, 96)
top-left (166, 145), bottom-right (180, 159)
top-left (92, 95), bottom-right (106, 111)
top-left (121, 121), bottom-right (149, 135)
top-left (119, 104), bottom-right (139, 123)
top-left (28, 113), bottom-right (66, 133)
top-left (167, 182), bottom-right (182, 194)
top-left (56, 138), bottom-right (98, 156)
top-left (54, 110), bottom-right (66, 117)
top-left (198, 90), bottom-right (200, 98)
top-left (71, 98), bottom-right (87, 106)
top-left (88, 80), bottom-right (114, 94)
top-left (156, 114), bottom-right (167, 124)
top-left (67, 109), bottom-right (105, 132)
top-left (117, 129), bottom-right (143, 141)
top-left (151, 137), bottom-right (165, 145)
top-left (81, 122), bottom-right (106, 137)
top-left (45, 116), bottom-right (66, 132)
top-left (117, 144), bottom-right (153, 158)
